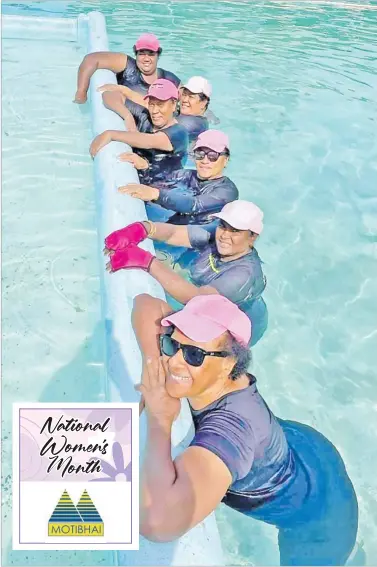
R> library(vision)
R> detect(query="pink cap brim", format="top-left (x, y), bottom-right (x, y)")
top-left (143, 93), bottom-right (176, 101)
top-left (161, 311), bottom-right (228, 343)
top-left (193, 141), bottom-right (228, 153)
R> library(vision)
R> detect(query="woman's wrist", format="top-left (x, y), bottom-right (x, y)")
top-left (147, 414), bottom-right (174, 434)
top-left (144, 220), bottom-right (157, 238)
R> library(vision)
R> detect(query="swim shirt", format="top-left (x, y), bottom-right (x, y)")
top-left (190, 375), bottom-right (297, 514)
top-left (176, 113), bottom-right (209, 143)
top-left (185, 224), bottom-right (266, 304)
top-left (153, 170), bottom-right (239, 225)
top-left (116, 55), bottom-right (180, 93)
top-left (189, 374), bottom-right (355, 528)
top-left (132, 116), bottom-right (189, 184)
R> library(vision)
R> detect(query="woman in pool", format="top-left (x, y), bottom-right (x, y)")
top-left (89, 79), bottom-right (188, 185)
top-left (132, 292), bottom-right (358, 566)
top-left (103, 200), bottom-right (268, 346)
top-left (74, 33), bottom-right (180, 106)
top-left (118, 129), bottom-right (238, 226)
top-left (98, 76), bottom-right (211, 144)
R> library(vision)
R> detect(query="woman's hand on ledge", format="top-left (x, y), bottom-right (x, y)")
top-left (89, 131), bottom-right (112, 158)
top-left (117, 152), bottom-right (149, 170)
top-left (118, 182), bottom-right (159, 202)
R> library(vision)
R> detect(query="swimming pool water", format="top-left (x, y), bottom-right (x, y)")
top-left (2, 1), bottom-right (377, 566)
top-left (2, 33), bottom-right (114, 566)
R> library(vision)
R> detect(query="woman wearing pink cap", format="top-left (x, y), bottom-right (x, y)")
top-left (74, 33), bottom-right (180, 112)
top-left (118, 129), bottom-right (238, 229)
top-left (132, 293), bottom-right (358, 566)
top-left (89, 79), bottom-right (188, 185)
top-left (102, 200), bottom-right (268, 346)
top-left (97, 75), bottom-right (211, 145)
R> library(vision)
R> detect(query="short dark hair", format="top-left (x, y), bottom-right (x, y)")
top-left (198, 92), bottom-right (210, 111)
top-left (223, 333), bottom-right (252, 380)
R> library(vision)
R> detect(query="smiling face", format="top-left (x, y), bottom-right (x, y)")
top-left (180, 88), bottom-right (208, 116)
top-left (194, 147), bottom-right (229, 180)
top-left (136, 49), bottom-right (159, 75)
top-left (148, 97), bottom-right (177, 128)
top-left (161, 328), bottom-right (235, 400)
top-left (215, 220), bottom-right (257, 259)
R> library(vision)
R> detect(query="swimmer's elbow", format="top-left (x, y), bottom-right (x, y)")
top-left (140, 523), bottom-right (175, 543)
top-left (132, 293), bottom-right (154, 312)
top-left (140, 515), bottom-right (184, 543)
top-left (133, 293), bottom-right (154, 306)
top-left (82, 53), bottom-right (99, 72)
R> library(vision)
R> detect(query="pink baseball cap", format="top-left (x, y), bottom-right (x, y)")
top-left (213, 200), bottom-right (264, 234)
top-left (193, 129), bottom-right (230, 153)
top-left (144, 79), bottom-right (179, 101)
top-left (135, 33), bottom-right (160, 52)
top-left (161, 295), bottom-right (251, 346)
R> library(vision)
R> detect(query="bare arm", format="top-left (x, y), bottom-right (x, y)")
top-left (132, 294), bottom-right (172, 361)
top-left (131, 297), bottom-right (233, 542)
top-left (98, 84), bottom-right (148, 108)
top-left (75, 52), bottom-right (127, 101)
top-left (101, 90), bottom-right (138, 127)
top-left (109, 130), bottom-right (173, 151)
top-left (142, 438), bottom-right (232, 542)
top-left (149, 258), bottom-right (218, 304)
top-left (120, 85), bottom-right (148, 108)
top-left (143, 221), bottom-right (192, 248)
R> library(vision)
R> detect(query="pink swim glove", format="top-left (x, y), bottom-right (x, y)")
top-left (104, 222), bottom-right (148, 251)
top-left (109, 244), bottom-right (155, 273)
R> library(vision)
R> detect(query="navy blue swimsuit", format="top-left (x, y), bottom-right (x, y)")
top-left (183, 225), bottom-right (268, 346)
top-left (190, 374), bottom-right (358, 566)
top-left (116, 55), bottom-right (180, 94)
top-left (176, 113), bottom-right (208, 144)
top-left (135, 118), bottom-right (189, 185)
top-left (117, 55), bottom-right (180, 121)
top-left (149, 169), bottom-right (239, 225)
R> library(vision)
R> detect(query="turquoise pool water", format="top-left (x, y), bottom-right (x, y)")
top-left (2, 1), bottom-right (377, 566)
top-left (1, 27), bottom-right (113, 567)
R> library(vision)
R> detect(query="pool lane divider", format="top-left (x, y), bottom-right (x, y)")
top-left (80, 10), bottom-right (225, 566)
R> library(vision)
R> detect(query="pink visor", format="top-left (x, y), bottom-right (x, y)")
top-left (144, 79), bottom-right (179, 101)
top-left (161, 295), bottom-right (251, 346)
top-left (135, 33), bottom-right (160, 52)
top-left (193, 129), bottom-right (230, 153)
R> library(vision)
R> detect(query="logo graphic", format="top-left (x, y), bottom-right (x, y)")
top-left (13, 403), bottom-right (139, 550)
top-left (48, 489), bottom-right (104, 537)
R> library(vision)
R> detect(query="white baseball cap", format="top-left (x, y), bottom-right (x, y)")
top-left (212, 200), bottom-right (264, 234)
top-left (183, 76), bottom-right (212, 98)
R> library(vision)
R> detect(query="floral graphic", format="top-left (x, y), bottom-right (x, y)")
top-left (91, 441), bottom-right (131, 482)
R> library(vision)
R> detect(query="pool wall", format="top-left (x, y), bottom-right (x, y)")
top-left (2, 11), bottom-right (224, 567)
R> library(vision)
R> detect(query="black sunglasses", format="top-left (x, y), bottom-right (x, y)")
top-left (193, 148), bottom-right (228, 163)
top-left (159, 334), bottom-right (229, 367)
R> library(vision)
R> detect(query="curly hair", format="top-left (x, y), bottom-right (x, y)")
top-left (224, 334), bottom-right (252, 380)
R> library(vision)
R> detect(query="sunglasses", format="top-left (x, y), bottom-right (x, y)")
top-left (193, 148), bottom-right (228, 162)
top-left (159, 334), bottom-right (229, 367)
